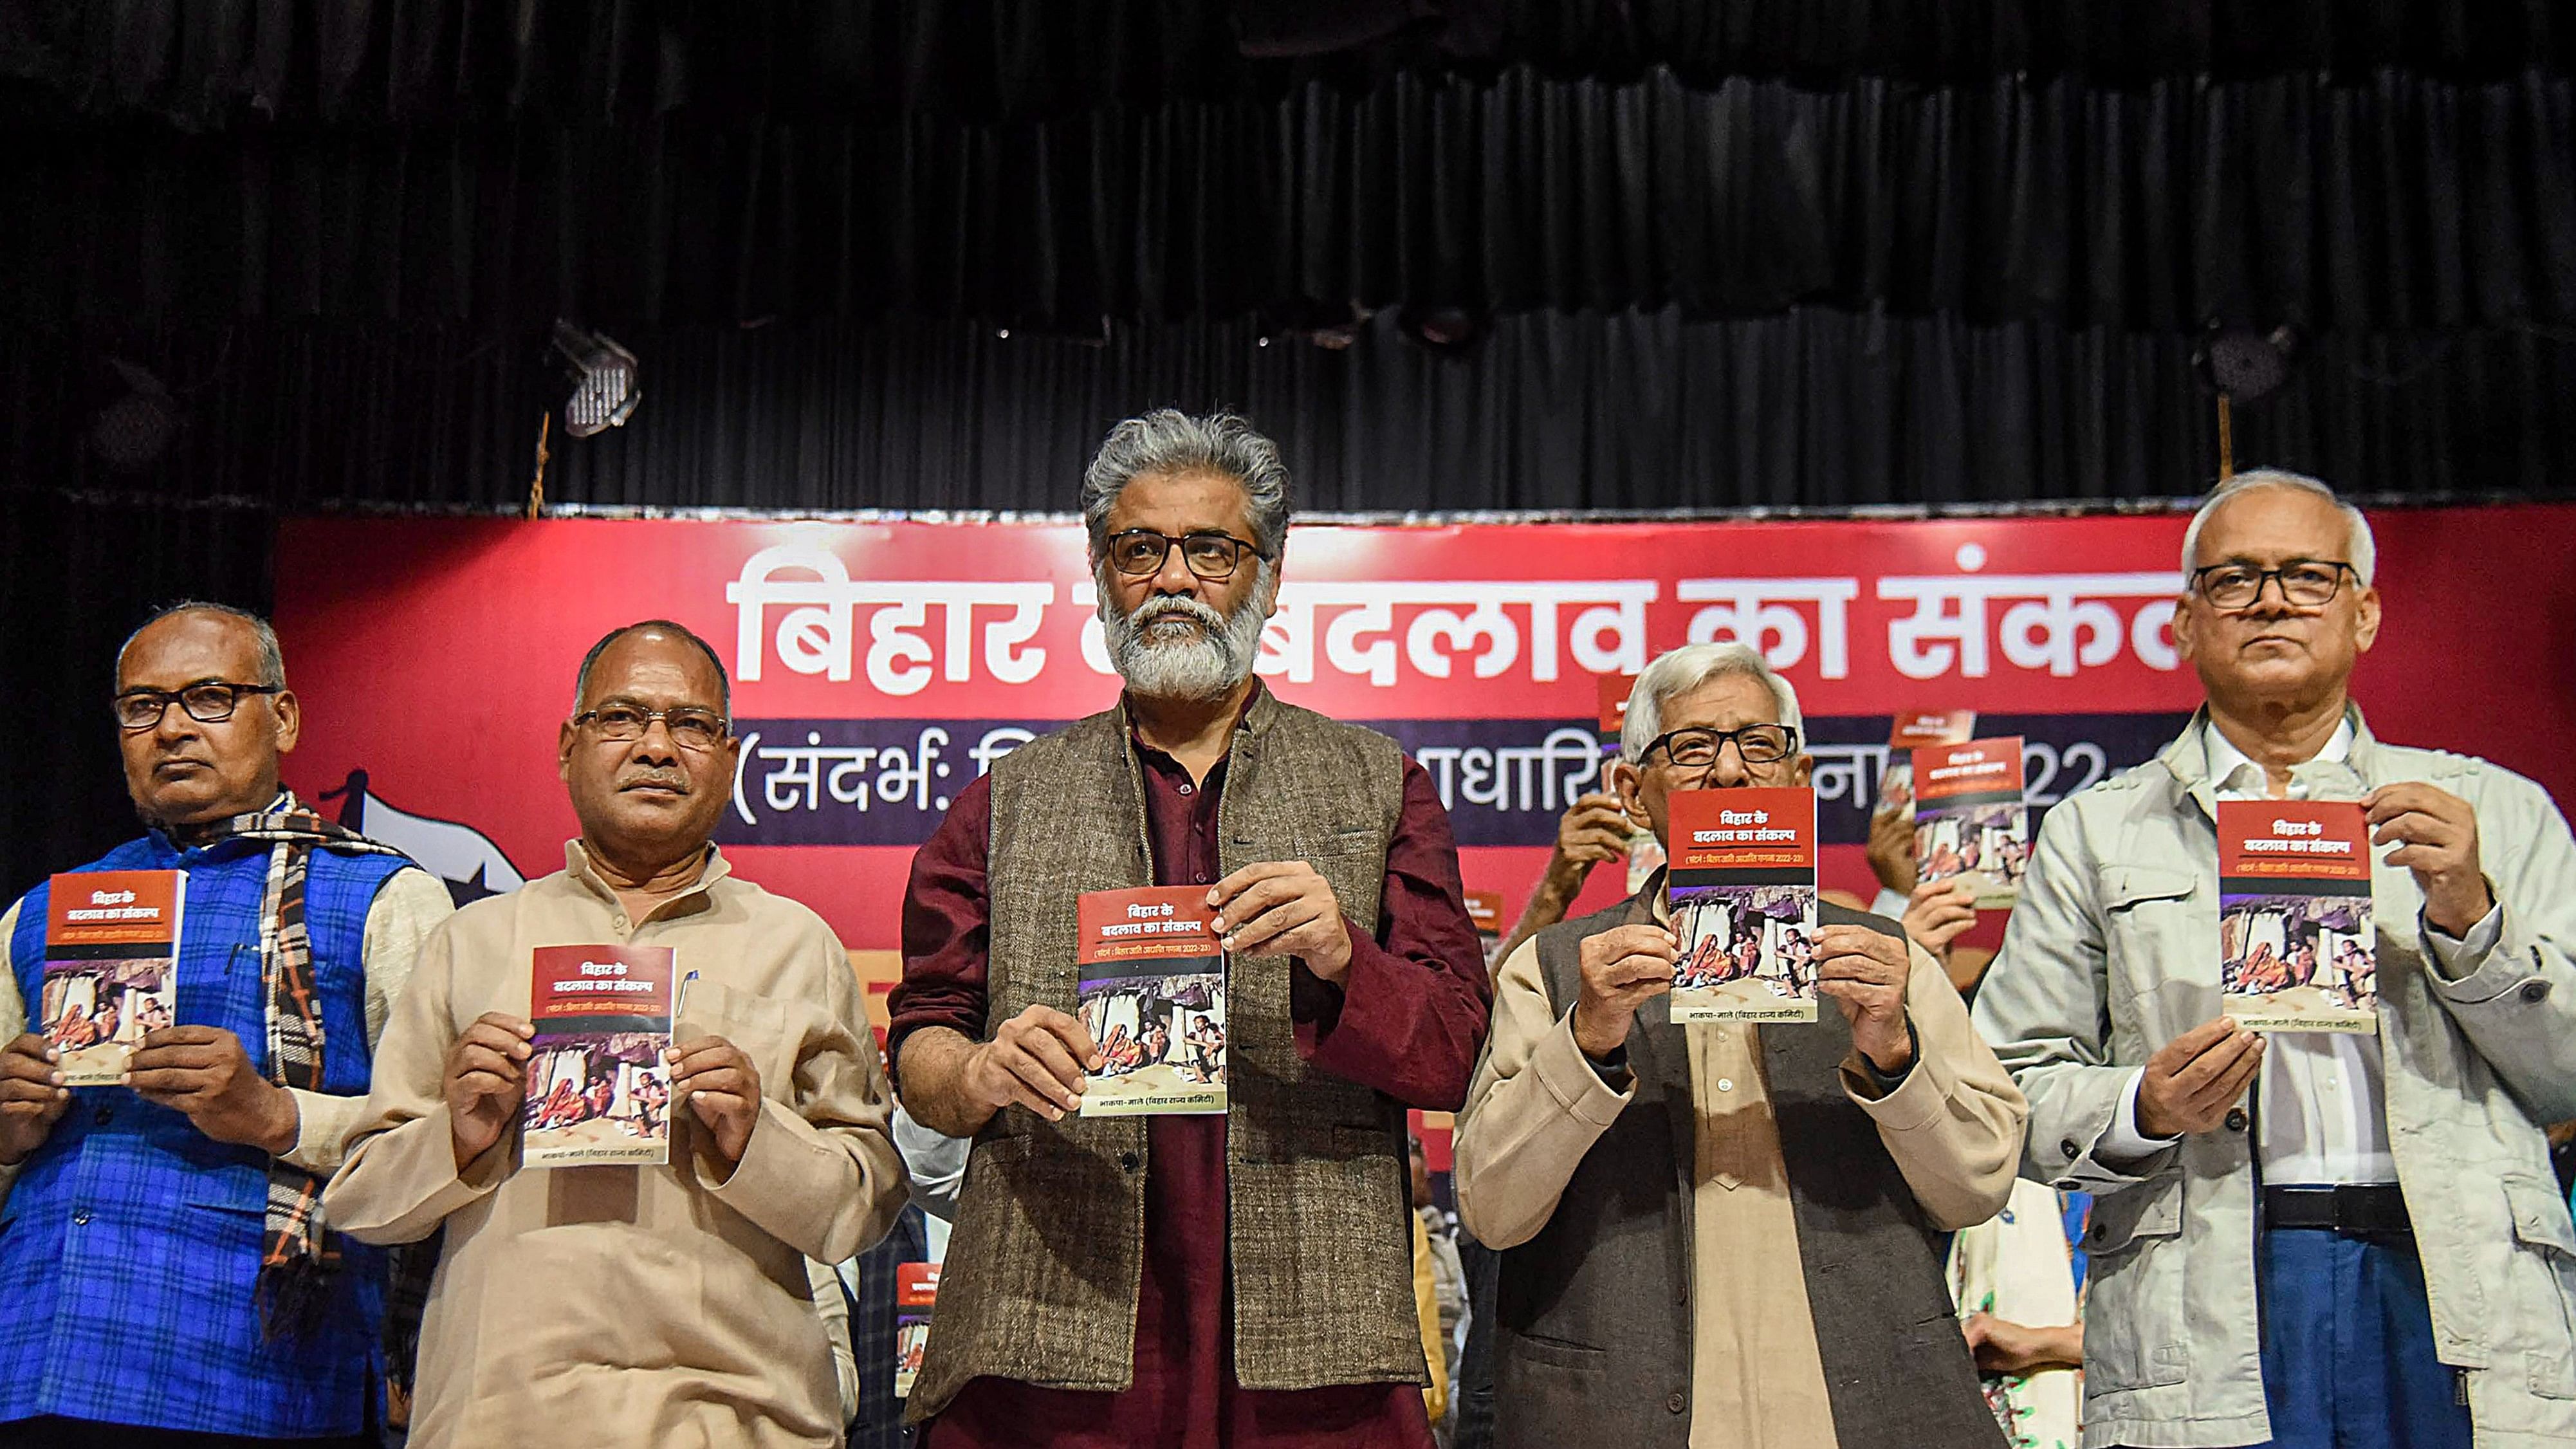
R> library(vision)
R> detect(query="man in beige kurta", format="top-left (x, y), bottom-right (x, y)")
top-left (1453, 642), bottom-right (2023, 1449)
top-left (326, 621), bottom-right (908, 1448)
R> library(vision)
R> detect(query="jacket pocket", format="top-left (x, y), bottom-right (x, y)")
top-left (2081, 1174), bottom-right (2189, 1392)
top-left (2504, 1174), bottom-right (2576, 1398)
top-left (1502, 1329), bottom-right (1606, 1372)
top-left (2100, 864), bottom-right (2196, 912)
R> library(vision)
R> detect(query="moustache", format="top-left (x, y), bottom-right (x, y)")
top-left (617, 770), bottom-right (692, 793)
top-left (1129, 596), bottom-right (1227, 632)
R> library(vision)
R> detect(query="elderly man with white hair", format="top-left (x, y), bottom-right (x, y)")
top-left (1972, 469), bottom-right (2576, 1449)
top-left (1451, 641), bottom-right (2026, 1449)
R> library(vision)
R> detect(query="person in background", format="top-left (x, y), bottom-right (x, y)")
top-left (1493, 791), bottom-right (1633, 966)
top-left (0, 602), bottom-right (451, 1449)
top-left (1859, 780), bottom-right (1991, 996)
top-left (1974, 470), bottom-right (2576, 1448)
top-left (1412, 1135), bottom-right (1468, 1446)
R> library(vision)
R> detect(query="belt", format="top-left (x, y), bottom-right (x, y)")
top-left (2261, 1184), bottom-right (2413, 1240)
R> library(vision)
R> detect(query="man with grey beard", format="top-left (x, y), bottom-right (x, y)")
top-left (890, 409), bottom-right (1492, 1448)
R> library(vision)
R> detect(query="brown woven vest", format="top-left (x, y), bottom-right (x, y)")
top-left (1494, 885), bottom-right (2004, 1449)
top-left (908, 691), bottom-right (1428, 1421)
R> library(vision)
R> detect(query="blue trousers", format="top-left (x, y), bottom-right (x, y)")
top-left (2250, 1224), bottom-right (2472, 1449)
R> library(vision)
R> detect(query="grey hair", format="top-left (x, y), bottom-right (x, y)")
top-left (120, 602), bottom-right (285, 687)
top-left (2180, 468), bottom-right (2377, 586)
top-left (1619, 642), bottom-right (1804, 764)
top-left (1080, 409), bottom-right (1293, 560)
top-left (574, 620), bottom-right (732, 716)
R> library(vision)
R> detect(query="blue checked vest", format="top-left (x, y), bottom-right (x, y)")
top-left (0, 833), bottom-right (410, 1436)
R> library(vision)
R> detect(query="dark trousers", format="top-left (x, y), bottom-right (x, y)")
top-left (1451, 1226), bottom-right (1501, 1449)
top-left (0, 1421), bottom-right (374, 1449)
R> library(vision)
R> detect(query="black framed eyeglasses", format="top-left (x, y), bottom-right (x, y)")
top-left (114, 682), bottom-right (282, 732)
top-left (571, 702), bottom-right (731, 751)
top-left (1102, 529), bottom-right (1268, 582)
top-left (1640, 724), bottom-right (1801, 769)
top-left (2191, 560), bottom-right (2356, 610)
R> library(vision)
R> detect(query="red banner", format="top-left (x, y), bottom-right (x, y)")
top-left (273, 504), bottom-right (2576, 992)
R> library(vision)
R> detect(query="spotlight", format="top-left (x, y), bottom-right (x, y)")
top-left (2196, 325), bottom-right (2299, 403)
top-left (1397, 302), bottom-right (1489, 360)
top-left (89, 359), bottom-right (179, 470)
top-left (552, 320), bottom-right (641, 437)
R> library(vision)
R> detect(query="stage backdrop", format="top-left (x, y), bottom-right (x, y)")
top-left (275, 506), bottom-right (2576, 1042)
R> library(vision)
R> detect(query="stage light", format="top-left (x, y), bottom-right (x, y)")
top-left (89, 359), bottom-right (179, 470)
top-left (1397, 302), bottom-right (1489, 360)
top-left (552, 320), bottom-right (641, 437)
top-left (2194, 324), bottom-right (2300, 481)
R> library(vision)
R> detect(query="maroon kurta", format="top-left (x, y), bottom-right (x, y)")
top-left (890, 705), bottom-right (1490, 1449)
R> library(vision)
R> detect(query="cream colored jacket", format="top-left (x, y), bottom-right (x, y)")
top-left (1973, 710), bottom-right (2576, 1449)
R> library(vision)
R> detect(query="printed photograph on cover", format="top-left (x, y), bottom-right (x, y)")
top-left (1670, 882), bottom-right (1821, 1022)
top-left (41, 956), bottom-right (176, 1083)
top-left (2221, 891), bottom-right (2377, 1030)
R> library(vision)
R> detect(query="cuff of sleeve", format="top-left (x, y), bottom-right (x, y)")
top-left (400, 1103), bottom-right (513, 1226)
top-left (2092, 1068), bottom-right (2181, 1166)
top-left (281, 1087), bottom-right (356, 1176)
top-left (701, 1096), bottom-right (834, 1221)
top-left (2421, 901), bottom-right (2510, 993)
top-left (1290, 917), bottom-right (1382, 1053)
top-left (1532, 1011), bottom-right (1635, 1129)
top-left (1868, 887), bottom-right (1910, 921)
top-left (1843, 1026), bottom-right (1945, 1134)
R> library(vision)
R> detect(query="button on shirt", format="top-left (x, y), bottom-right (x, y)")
top-left (2098, 720), bottom-right (2504, 1183)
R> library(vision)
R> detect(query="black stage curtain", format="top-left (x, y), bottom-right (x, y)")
top-left (2, 0), bottom-right (2566, 129)
top-left (10, 65), bottom-right (2576, 333)
top-left (9, 309), bottom-right (2571, 518)
top-left (0, 491), bottom-right (275, 901)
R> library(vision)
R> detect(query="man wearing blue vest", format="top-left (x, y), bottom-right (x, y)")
top-left (0, 602), bottom-right (451, 1448)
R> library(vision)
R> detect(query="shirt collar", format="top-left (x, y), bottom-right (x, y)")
top-left (564, 838), bottom-right (730, 918)
top-left (2202, 715), bottom-right (2355, 798)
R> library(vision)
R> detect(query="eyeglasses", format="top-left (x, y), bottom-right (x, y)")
top-left (114, 682), bottom-right (282, 732)
top-left (1102, 530), bottom-right (1268, 582)
top-left (571, 702), bottom-right (730, 751)
top-left (2191, 560), bottom-right (2355, 610)
top-left (1639, 724), bottom-right (1801, 769)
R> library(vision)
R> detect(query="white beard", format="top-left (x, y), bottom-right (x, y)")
top-left (1099, 568), bottom-right (1274, 703)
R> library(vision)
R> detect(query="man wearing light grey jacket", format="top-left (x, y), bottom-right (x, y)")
top-left (1973, 470), bottom-right (2576, 1449)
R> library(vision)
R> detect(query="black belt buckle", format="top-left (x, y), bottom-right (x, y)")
top-left (2262, 1184), bottom-right (2413, 1242)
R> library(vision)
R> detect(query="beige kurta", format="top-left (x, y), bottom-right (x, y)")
top-left (1453, 900), bottom-right (2025, 1449)
top-left (325, 842), bottom-right (908, 1449)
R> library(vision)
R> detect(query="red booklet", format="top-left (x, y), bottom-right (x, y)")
top-left (1666, 788), bottom-right (1819, 1023)
top-left (42, 869), bottom-right (185, 1086)
top-left (1912, 737), bottom-right (2030, 908)
top-left (2218, 800), bottom-right (2377, 1033)
top-left (1875, 708), bottom-right (1977, 815)
top-left (522, 943), bottom-right (677, 1166)
top-left (1075, 887), bottom-right (1227, 1116)
top-left (894, 1261), bottom-right (941, 1399)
